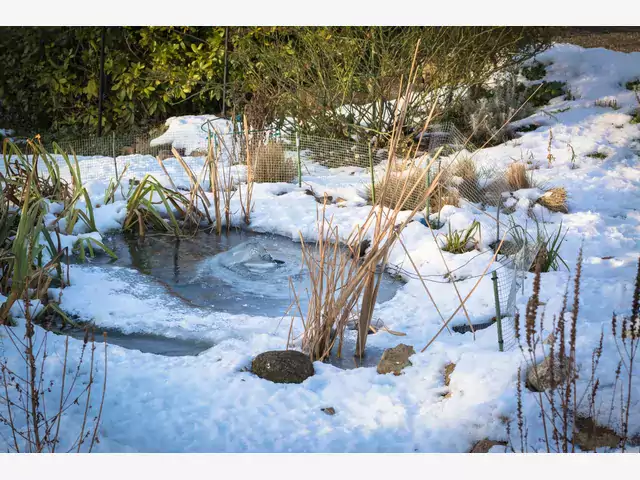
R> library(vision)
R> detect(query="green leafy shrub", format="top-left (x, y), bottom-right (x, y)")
top-left (526, 81), bottom-right (567, 107)
top-left (521, 61), bottom-right (547, 81)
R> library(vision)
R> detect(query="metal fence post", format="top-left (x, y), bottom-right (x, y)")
top-left (296, 131), bottom-right (302, 188)
top-left (425, 163), bottom-right (431, 223)
top-left (496, 200), bottom-right (501, 244)
top-left (491, 270), bottom-right (504, 352)
top-left (368, 142), bottom-right (375, 204)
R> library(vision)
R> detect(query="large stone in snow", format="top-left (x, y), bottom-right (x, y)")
top-left (376, 344), bottom-right (415, 375)
top-left (525, 355), bottom-right (573, 392)
top-left (251, 350), bottom-right (315, 384)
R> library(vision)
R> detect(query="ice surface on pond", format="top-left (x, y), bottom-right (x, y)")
top-left (88, 230), bottom-right (402, 317)
top-left (195, 238), bottom-right (307, 300)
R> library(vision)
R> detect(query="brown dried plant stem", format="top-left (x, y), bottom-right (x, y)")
top-left (207, 131), bottom-right (223, 235)
top-left (240, 115), bottom-right (255, 225)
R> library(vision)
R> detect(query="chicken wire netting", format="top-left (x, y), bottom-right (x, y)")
top-left (1, 121), bottom-right (536, 351)
top-left (493, 238), bottom-right (542, 351)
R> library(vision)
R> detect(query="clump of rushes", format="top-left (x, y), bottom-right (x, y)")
top-left (368, 169), bottom-right (430, 211)
top-left (511, 217), bottom-right (568, 272)
top-left (506, 162), bottom-right (532, 190)
top-left (122, 174), bottom-right (192, 237)
top-left (430, 184), bottom-right (460, 211)
top-left (290, 42), bottom-right (448, 361)
top-left (252, 141), bottom-right (296, 184)
top-left (594, 98), bottom-right (620, 110)
top-left (0, 175), bottom-right (67, 324)
top-left (439, 220), bottom-right (481, 254)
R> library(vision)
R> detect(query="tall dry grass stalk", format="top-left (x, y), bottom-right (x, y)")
top-left (206, 130), bottom-right (223, 235)
top-left (293, 203), bottom-right (364, 361)
top-left (204, 126), bottom-right (236, 233)
top-left (290, 40), bottom-right (450, 360)
top-left (239, 116), bottom-right (255, 225)
top-left (172, 147), bottom-right (213, 231)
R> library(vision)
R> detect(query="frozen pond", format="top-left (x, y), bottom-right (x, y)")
top-left (51, 325), bottom-right (214, 357)
top-left (89, 229), bottom-right (403, 318)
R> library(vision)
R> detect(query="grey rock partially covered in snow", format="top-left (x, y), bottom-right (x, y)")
top-left (525, 355), bottom-right (574, 392)
top-left (376, 344), bottom-right (415, 375)
top-left (251, 350), bottom-right (315, 384)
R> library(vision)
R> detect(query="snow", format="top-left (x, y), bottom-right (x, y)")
top-left (2, 43), bottom-right (640, 453)
top-left (149, 114), bottom-right (234, 155)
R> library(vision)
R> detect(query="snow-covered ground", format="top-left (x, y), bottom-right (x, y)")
top-left (1, 43), bottom-right (640, 453)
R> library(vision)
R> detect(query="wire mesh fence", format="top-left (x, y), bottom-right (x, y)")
top-left (493, 238), bottom-right (542, 351)
top-left (1, 120), bottom-right (538, 352)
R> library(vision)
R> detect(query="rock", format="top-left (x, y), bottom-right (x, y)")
top-left (574, 416), bottom-right (622, 451)
top-left (321, 407), bottom-right (336, 416)
top-left (251, 350), bottom-right (315, 384)
top-left (525, 355), bottom-right (573, 392)
top-left (376, 344), bottom-right (415, 375)
top-left (469, 439), bottom-right (507, 453)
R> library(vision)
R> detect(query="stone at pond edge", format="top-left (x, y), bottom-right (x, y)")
top-left (525, 355), bottom-right (573, 392)
top-left (251, 350), bottom-right (315, 384)
top-left (376, 344), bottom-right (415, 375)
top-left (469, 439), bottom-right (508, 453)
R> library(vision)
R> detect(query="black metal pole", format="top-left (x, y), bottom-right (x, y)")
top-left (221, 26), bottom-right (229, 118)
top-left (97, 27), bottom-right (106, 137)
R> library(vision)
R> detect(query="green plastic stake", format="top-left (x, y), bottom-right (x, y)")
top-left (492, 270), bottom-right (504, 352)
top-left (368, 142), bottom-right (375, 204)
